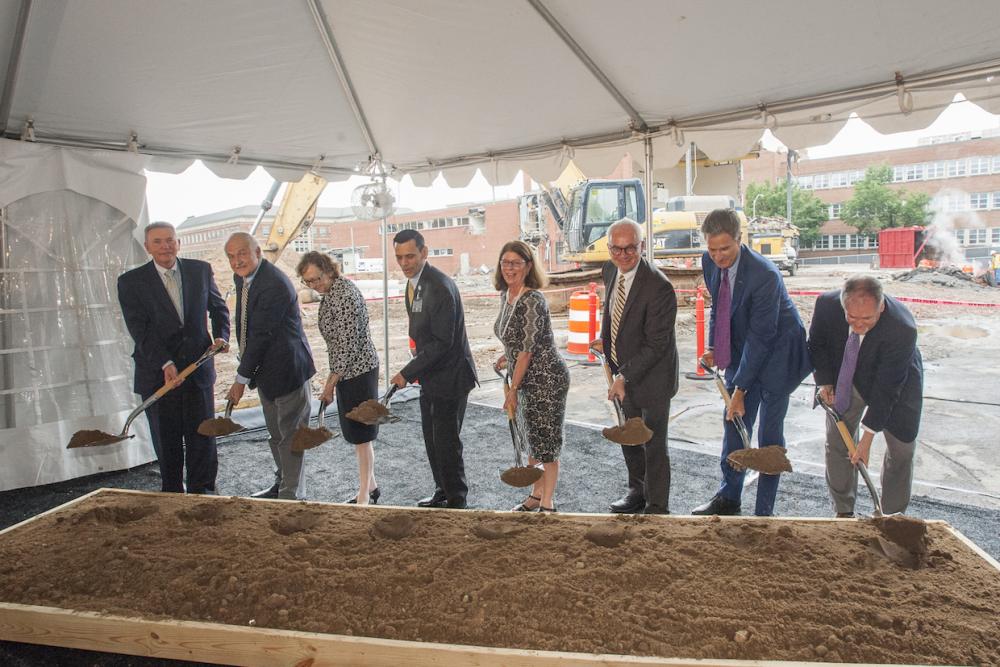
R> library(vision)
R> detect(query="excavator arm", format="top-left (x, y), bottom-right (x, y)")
top-left (260, 172), bottom-right (328, 264)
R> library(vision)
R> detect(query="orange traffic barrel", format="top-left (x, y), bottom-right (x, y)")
top-left (567, 289), bottom-right (601, 356)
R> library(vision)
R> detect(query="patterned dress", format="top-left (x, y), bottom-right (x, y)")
top-left (494, 289), bottom-right (569, 462)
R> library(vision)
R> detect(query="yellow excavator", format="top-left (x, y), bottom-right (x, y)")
top-left (746, 216), bottom-right (800, 275)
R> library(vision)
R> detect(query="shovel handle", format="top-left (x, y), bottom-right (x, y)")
top-left (224, 399), bottom-right (236, 419)
top-left (151, 343), bottom-right (224, 400)
top-left (700, 361), bottom-right (751, 449)
top-left (380, 384), bottom-right (398, 406)
top-left (316, 399), bottom-right (328, 427)
top-left (815, 391), bottom-right (885, 516)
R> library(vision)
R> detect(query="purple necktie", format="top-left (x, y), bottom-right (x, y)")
top-left (714, 268), bottom-right (732, 370)
top-left (834, 332), bottom-right (860, 414)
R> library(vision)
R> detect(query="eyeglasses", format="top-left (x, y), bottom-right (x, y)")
top-left (608, 244), bottom-right (639, 256)
top-left (500, 260), bottom-right (527, 269)
top-left (301, 275), bottom-right (324, 286)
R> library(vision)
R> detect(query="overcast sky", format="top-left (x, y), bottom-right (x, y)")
top-left (144, 96), bottom-right (1000, 225)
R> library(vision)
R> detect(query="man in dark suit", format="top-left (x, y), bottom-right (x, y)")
top-left (391, 230), bottom-right (478, 509)
top-left (598, 218), bottom-right (679, 514)
top-left (693, 209), bottom-right (812, 517)
top-left (118, 222), bottom-right (230, 494)
top-left (225, 232), bottom-right (315, 500)
top-left (809, 275), bottom-right (923, 516)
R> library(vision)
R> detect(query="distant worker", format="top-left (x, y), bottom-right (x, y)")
top-left (225, 233), bottom-right (315, 500)
top-left (809, 275), bottom-right (923, 517)
top-left (598, 218), bottom-right (679, 515)
top-left (692, 209), bottom-right (811, 517)
top-left (492, 240), bottom-right (570, 513)
top-left (391, 230), bottom-right (478, 509)
top-left (118, 222), bottom-right (230, 494)
top-left (297, 251), bottom-right (381, 505)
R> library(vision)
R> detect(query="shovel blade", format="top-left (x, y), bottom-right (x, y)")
top-left (601, 417), bottom-right (652, 446)
top-left (500, 465), bottom-right (544, 487)
top-left (290, 426), bottom-right (335, 453)
top-left (197, 417), bottom-right (246, 437)
top-left (67, 430), bottom-right (133, 449)
top-left (346, 399), bottom-right (392, 426)
top-left (726, 445), bottom-right (793, 474)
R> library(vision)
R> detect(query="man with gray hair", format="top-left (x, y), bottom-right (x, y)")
top-left (808, 275), bottom-right (923, 516)
top-left (597, 217), bottom-right (678, 514)
top-left (692, 208), bottom-right (811, 516)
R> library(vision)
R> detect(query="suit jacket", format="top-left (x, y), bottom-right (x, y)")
top-left (600, 258), bottom-right (679, 408)
top-left (234, 259), bottom-right (315, 401)
top-left (808, 290), bottom-right (923, 441)
top-left (401, 263), bottom-right (477, 398)
top-left (118, 258), bottom-right (229, 396)
top-left (703, 245), bottom-right (811, 395)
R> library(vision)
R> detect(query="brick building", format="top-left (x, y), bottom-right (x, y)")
top-left (743, 129), bottom-right (1000, 258)
top-left (175, 199), bottom-right (567, 277)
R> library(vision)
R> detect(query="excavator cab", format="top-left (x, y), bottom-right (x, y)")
top-left (563, 178), bottom-right (645, 254)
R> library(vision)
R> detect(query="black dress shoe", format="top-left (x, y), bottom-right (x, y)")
top-left (691, 494), bottom-right (741, 516)
top-left (445, 498), bottom-right (468, 509)
top-left (251, 482), bottom-right (280, 499)
top-left (609, 494), bottom-right (645, 514)
top-left (641, 505), bottom-right (670, 515)
top-left (836, 511), bottom-right (855, 518)
top-left (417, 492), bottom-right (447, 508)
top-left (346, 488), bottom-right (381, 505)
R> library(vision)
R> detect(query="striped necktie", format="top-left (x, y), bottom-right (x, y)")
top-left (238, 280), bottom-right (249, 356)
top-left (610, 275), bottom-right (626, 365)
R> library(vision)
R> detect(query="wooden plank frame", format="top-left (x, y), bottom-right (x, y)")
top-left (1, 488), bottom-right (996, 667)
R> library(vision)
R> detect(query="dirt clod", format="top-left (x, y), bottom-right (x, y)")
top-left (499, 465), bottom-right (543, 487)
top-left (67, 430), bottom-right (123, 448)
top-left (197, 417), bottom-right (245, 437)
top-left (370, 513), bottom-right (416, 540)
top-left (601, 417), bottom-right (652, 446)
top-left (290, 426), bottom-right (333, 452)
top-left (584, 522), bottom-right (630, 548)
top-left (726, 446), bottom-right (793, 474)
top-left (346, 400), bottom-right (389, 425)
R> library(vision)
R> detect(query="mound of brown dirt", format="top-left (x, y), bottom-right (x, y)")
top-left (601, 417), bottom-right (652, 446)
top-left (66, 430), bottom-right (124, 448)
top-left (290, 426), bottom-right (334, 452)
top-left (499, 465), bottom-right (543, 487)
top-left (727, 446), bottom-right (793, 474)
top-left (346, 400), bottom-right (389, 425)
top-left (196, 417), bottom-right (245, 437)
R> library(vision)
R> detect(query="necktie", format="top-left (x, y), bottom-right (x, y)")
top-left (834, 332), bottom-right (861, 414)
top-left (164, 268), bottom-right (183, 323)
top-left (407, 280), bottom-right (415, 306)
top-left (238, 281), bottom-right (249, 356)
top-left (714, 268), bottom-right (732, 370)
top-left (610, 275), bottom-right (626, 365)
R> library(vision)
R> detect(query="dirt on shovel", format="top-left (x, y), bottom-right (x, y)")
top-left (346, 400), bottom-right (389, 425)
top-left (602, 417), bottom-right (652, 446)
top-left (870, 515), bottom-right (929, 569)
top-left (197, 417), bottom-right (245, 437)
top-left (500, 466), bottom-right (543, 487)
top-left (727, 446), bottom-right (793, 474)
top-left (67, 430), bottom-right (127, 449)
top-left (290, 425), bottom-right (335, 453)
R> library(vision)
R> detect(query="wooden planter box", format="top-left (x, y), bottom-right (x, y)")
top-left (0, 489), bottom-right (998, 666)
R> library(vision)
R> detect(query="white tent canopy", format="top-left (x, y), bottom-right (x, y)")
top-left (3, 0), bottom-right (1000, 184)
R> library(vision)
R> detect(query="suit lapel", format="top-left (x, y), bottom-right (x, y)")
top-left (147, 261), bottom-right (182, 326)
top-left (729, 246), bottom-right (750, 313)
top-left (618, 260), bottom-right (646, 324)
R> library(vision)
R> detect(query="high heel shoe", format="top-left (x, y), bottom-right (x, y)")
top-left (346, 487), bottom-right (380, 505)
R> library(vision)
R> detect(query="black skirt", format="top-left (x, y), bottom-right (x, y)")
top-left (335, 366), bottom-right (380, 444)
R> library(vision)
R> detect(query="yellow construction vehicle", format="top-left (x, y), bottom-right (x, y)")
top-left (746, 216), bottom-right (800, 275)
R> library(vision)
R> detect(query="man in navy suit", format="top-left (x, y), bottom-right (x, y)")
top-left (692, 209), bottom-right (811, 516)
top-left (118, 222), bottom-right (230, 494)
top-left (391, 230), bottom-right (478, 509)
top-left (809, 276), bottom-right (923, 516)
top-left (225, 232), bottom-right (315, 500)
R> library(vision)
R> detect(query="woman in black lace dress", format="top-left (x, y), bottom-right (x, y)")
top-left (493, 241), bottom-right (569, 512)
top-left (297, 252), bottom-right (380, 505)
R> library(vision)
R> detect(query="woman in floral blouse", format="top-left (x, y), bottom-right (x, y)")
top-left (297, 252), bottom-right (380, 505)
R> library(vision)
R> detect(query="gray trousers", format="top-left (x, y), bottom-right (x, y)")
top-left (261, 381), bottom-right (311, 500)
top-left (824, 386), bottom-right (916, 515)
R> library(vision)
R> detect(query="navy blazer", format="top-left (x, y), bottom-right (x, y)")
top-left (401, 263), bottom-right (477, 398)
top-left (703, 245), bottom-right (811, 395)
top-left (600, 258), bottom-right (679, 407)
top-left (118, 258), bottom-right (229, 396)
top-left (234, 259), bottom-right (315, 401)
top-left (808, 291), bottom-right (923, 441)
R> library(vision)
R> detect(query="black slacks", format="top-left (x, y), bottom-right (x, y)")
top-left (418, 391), bottom-right (469, 503)
top-left (152, 381), bottom-right (218, 493)
top-left (620, 395), bottom-right (671, 512)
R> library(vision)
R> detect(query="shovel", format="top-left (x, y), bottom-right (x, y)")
top-left (68, 342), bottom-right (225, 449)
top-left (588, 344), bottom-right (652, 446)
top-left (493, 365), bottom-right (543, 487)
top-left (197, 398), bottom-right (246, 437)
top-left (346, 385), bottom-right (400, 426)
top-left (812, 390), bottom-right (925, 567)
top-left (291, 399), bottom-right (338, 452)
top-left (700, 361), bottom-right (792, 475)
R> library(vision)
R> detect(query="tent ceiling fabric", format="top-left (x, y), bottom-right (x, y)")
top-left (2, 0), bottom-right (1000, 184)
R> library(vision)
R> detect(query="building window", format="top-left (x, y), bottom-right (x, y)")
top-left (812, 236), bottom-right (830, 250)
top-left (969, 156), bottom-right (992, 176)
top-left (812, 173), bottom-right (829, 189)
top-left (848, 169), bottom-right (865, 185)
top-left (925, 161), bottom-right (947, 179)
top-left (994, 192), bottom-right (1000, 209)
top-left (430, 248), bottom-right (453, 256)
top-left (831, 234), bottom-right (847, 249)
top-left (991, 228), bottom-right (1000, 244)
top-left (905, 164), bottom-right (924, 181)
top-left (970, 193), bottom-right (990, 210)
top-left (892, 165), bottom-right (906, 182)
top-left (968, 229), bottom-right (987, 245)
top-left (830, 172), bottom-right (849, 188)
top-left (797, 175), bottom-right (813, 189)
top-left (947, 159), bottom-right (967, 178)
top-left (828, 203), bottom-right (842, 220)
top-left (993, 155), bottom-right (1000, 173)
top-left (955, 229), bottom-right (966, 245)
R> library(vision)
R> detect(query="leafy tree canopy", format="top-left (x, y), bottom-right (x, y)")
top-left (841, 164), bottom-right (930, 234)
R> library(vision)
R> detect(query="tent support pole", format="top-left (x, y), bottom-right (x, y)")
top-left (0, 0), bottom-right (32, 136)
top-left (380, 212), bottom-right (390, 391)
top-left (0, 207), bottom-right (14, 428)
top-left (644, 136), bottom-right (654, 265)
top-left (527, 0), bottom-right (647, 132)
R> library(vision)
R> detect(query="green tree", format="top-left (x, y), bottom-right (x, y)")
top-left (745, 180), bottom-right (827, 246)
top-left (840, 164), bottom-right (930, 234)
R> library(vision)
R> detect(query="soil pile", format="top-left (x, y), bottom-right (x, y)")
top-left (727, 446), bottom-right (794, 475)
top-left (1, 490), bottom-right (998, 665)
top-left (894, 266), bottom-right (987, 289)
top-left (601, 417), bottom-right (653, 446)
top-left (346, 399), bottom-right (390, 425)
top-left (66, 430), bottom-right (124, 448)
top-left (290, 425), bottom-right (334, 452)
top-left (197, 417), bottom-right (245, 437)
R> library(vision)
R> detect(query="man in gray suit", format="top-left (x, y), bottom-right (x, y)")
top-left (598, 218), bottom-right (679, 514)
